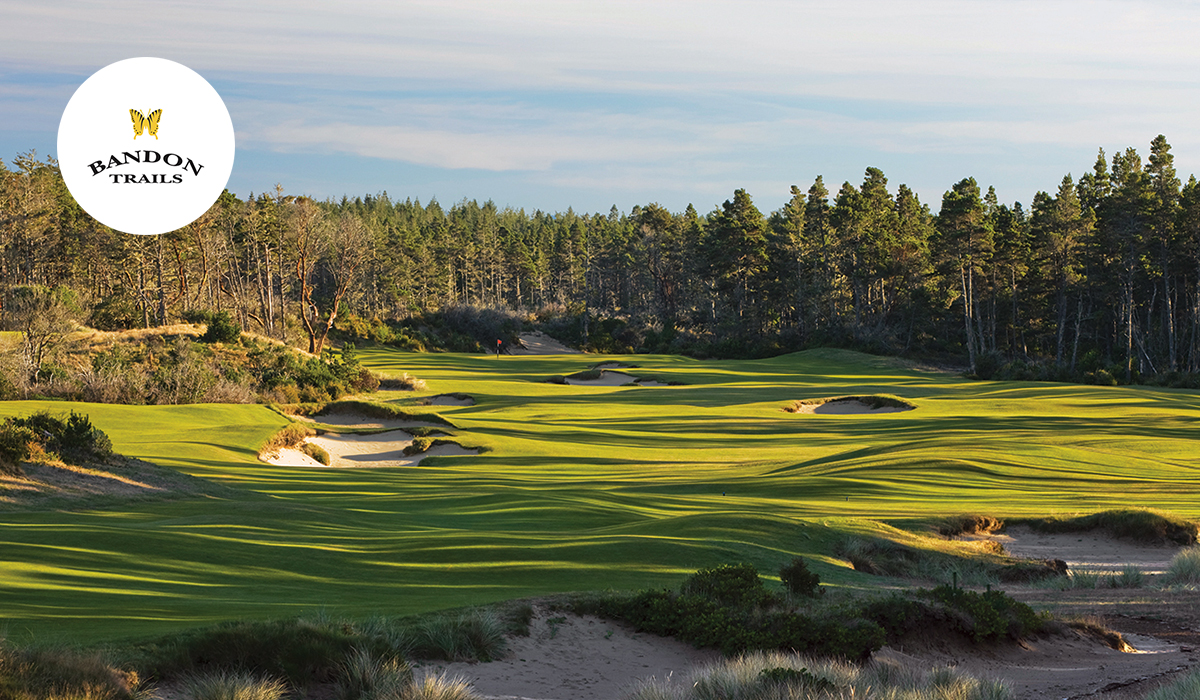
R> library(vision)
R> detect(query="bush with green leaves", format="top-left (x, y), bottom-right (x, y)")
top-left (681, 563), bottom-right (779, 608)
top-left (200, 310), bottom-right (243, 344)
top-left (590, 581), bottom-right (883, 658)
top-left (779, 558), bottom-right (821, 598)
top-left (0, 411), bottom-right (113, 473)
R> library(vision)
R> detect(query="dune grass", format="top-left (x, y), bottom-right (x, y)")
top-left (625, 651), bottom-right (1011, 700)
top-left (1, 348), bottom-right (1200, 643)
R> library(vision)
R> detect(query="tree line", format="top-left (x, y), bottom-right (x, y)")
top-left (3, 135), bottom-right (1200, 383)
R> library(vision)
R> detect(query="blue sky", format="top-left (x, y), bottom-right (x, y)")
top-left (3, 1), bottom-right (1199, 215)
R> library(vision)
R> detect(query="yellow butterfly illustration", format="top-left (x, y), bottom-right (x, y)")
top-left (129, 108), bottom-right (162, 139)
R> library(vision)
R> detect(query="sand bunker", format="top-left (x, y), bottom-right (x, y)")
top-left (409, 605), bottom-right (1195, 700)
top-left (413, 607), bottom-right (719, 700)
top-left (425, 394), bottom-right (475, 406)
top-left (269, 432), bottom-right (477, 469)
top-left (513, 332), bottom-right (581, 355)
top-left (565, 370), bottom-right (638, 386)
top-left (969, 525), bottom-right (1185, 575)
top-left (789, 397), bottom-right (914, 414)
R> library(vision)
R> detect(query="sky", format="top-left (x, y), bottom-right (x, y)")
top-left (2, 0), bottom-right (1200, 216)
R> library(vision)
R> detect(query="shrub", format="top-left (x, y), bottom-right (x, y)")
top-left (200, 311), bottom-right (242, 344)
top-left (0, 411), bottom-right (113, 472)
top-left (132, 618), bottom-right (394, 688)
top-left (404, 437), bottom-right (433, 456)
top-left (779, 558), bottom-right (821, 598)
top-left (922, 585), bottom-right (1044, 642)
top-left (0, 422), bottom-right (37, 474)
top-left (681, 563), bottom-right (777, 608)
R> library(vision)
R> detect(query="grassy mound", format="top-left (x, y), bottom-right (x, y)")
top-left (1014, 509), bottom-right (1200, 545)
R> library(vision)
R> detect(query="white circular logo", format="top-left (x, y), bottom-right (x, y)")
top-left (57, 57), bottom-right (235, 236)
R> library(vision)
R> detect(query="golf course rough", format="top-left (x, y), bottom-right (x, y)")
top-left (1, 347), bottom-right (1198, 642)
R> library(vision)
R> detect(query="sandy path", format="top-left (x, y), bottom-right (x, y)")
top-left (413, 608), bottom-right (720, 700)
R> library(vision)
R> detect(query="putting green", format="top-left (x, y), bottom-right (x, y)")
top-left (1, 348), bottom-right (1198, 643)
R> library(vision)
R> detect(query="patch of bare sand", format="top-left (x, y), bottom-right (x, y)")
top-left (513, 332), bottom-right (581, 355)
top-left (268, 433), bottom-right (478, 469)
top-left (413, 608), bottom-right (720, 700)
top-left (793, 399), bottom-right (908, 414)
top-left (969, 525), bottom-right (1184, 575)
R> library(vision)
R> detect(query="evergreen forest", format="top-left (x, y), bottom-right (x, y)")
top-left (4, 134), bottom-right (1200, 385)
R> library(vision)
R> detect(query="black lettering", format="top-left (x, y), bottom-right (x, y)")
top-left (142, 150), bottom-right (161, 164)
top-left (121, 151), bottom-right (140, 165)
top-left (163, 153), bottom-right (182, 167)
top-left (184, 158), bottom-right (203, 176)
top-left (107, 155), bottom-right (122, 169)
top-left (109, 173), bottom-right (121, 183)
top-left (171, 174), bottom-right (183, 183)
top-left (123, 174), bottom-right (137, 183)
top-left (138, 174), bottom-right (152, 184)
top-left (89, 160), bottom-right (106, 176)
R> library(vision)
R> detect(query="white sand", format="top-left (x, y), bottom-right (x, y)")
top-left (265, 426), bottom-right (478, 469)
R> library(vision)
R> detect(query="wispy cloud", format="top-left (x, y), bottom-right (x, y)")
top-left (2, 1), bottom-right (1199, 211)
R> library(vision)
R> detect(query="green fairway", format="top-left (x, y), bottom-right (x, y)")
top-left (2, 348), bottom-right (1198, 643)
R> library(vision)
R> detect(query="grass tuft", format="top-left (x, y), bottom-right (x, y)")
top-left (623, 651), bottom-right (1011, 700)
top-left (0, 643), bottom-right (139, 700)
top-left (378, 373), bottom-right (427, 391)
top-left (1165, 546), bottom-right (1200, 585)
top-left (337, 648), bottom-right (411, 700)
top-left (180, 670), bottom-right (288, 700)
top-left (1143, 668), bottom-right (1200, 700)
top-left (401, 673), bottom-right (481, 700)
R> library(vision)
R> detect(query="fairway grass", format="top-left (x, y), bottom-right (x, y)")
top-left (1, 348), bottom-right (1199, 643)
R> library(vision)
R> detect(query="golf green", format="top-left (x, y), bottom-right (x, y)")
top-left (1, 348), bottom-right (1197, 643)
